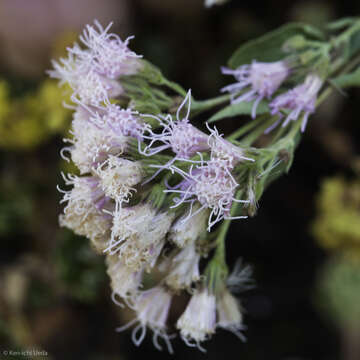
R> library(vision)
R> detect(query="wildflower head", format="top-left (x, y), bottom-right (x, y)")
top-left (49, 20), bottom-right (141, 107)
top-left (80, 20), bottom-right (142, 79)
top-left (164, 242), bottom-right (201, 291)
top-left (270, 73), bottom-right (323, 131)
top-left (73, 69), bottom-right (122, 105)
top-left (96, 103), bottom-right (149, 140)
top-left (49, 53), bottom-right (80, 87)
top-left (169, 204), bottom-right (209, 248)
top-left (226, 259), bottom-right (254, 293)
top-left (68, 113), bottom-right (128, 174)
top-left (106, 255), bottom-right (143, 301)
top-left (104, 204), bottom-right (155, 257)
top-left (216, 289), bottom-right (245, 340)
top-left (95, 155), bottom-right (143, 204)
top-left (176, 288), bottom-right (216, 351)
top-left (168, 161), bottom-right (248, 230)
top-left (207, 124), bottom-right (254, 168)
top-left (117, 286), bottom-right (174, 353)
top-left (105, 204), bottom-right (174, 271)
top-left (222, 60), bottom-right (289, 118)
top-left (141, 90), bottom-right (209, 159)
top-left (58, 174), bottom-right (112, 252)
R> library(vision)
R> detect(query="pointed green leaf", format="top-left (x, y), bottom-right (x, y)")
top-left (349, 29), bottom-right (360, 58)
top-left (228, 23), bottom-right (324, 69)
top-left (326, 17), bottom-right (357, 31)
top-left (331, 67), bottom-right (360, 88)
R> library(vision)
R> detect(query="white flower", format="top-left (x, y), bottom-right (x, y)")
top-left (106, 255), bottom-right (143, 302)
top-left (176, 288), bottom-right (216, 351)
top-left (97, 103), bottom-right (150, 140)
top-left (169, 204), bottom-right (208, 248)
top-left (207, 124), bottom-right (254, 168)
top-left (135, 211), bottom-right (174, 270)
top-left (104, 204), bottom-right (154, 256)
top-left (79, 20), bottom-right (142, 79)
top-left (49, 50), bottom-right (122, 106)
top-left (165, 242), bottom-right (201, 291)
top-left (95, 155), bottom-right (143, 204)
top-left (59, 201), bottom-right (112, 253)
top-left (49, 52), bottom-right (82, 87)
top-left (216, 289), bottom-right (245, 340)
top-left (227, 259), bottom-right (254, 293)
top-left (73, 68), bottom-right (122, 105)
top-left (116, 286), bottom-right (174, 353)
top-left (58, 174), bottom-right (112, 252)
top-left (67, 111), bottom-right (128, 174)
top-left (105, 204), bottom-right (174, 271)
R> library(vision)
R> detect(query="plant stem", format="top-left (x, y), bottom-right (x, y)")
top-left (213, 191), bottom-right (243, 264)
top-left (163, 79), bottom-right (187, 97)
top-left (192, 94), bottom-right (232, 114)
top-left (226, 114), bottom-right (268, 141)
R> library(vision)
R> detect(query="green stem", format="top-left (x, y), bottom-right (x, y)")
top-left (226, 114), bottom-right (268, 141)
top-left (319, 53), bottom-right (360, 106)
top-left (213, 190), bottom-right (243, 263)
top-left (162, 79), bottom-right (187, 97)
top-left (333, 19), bottom-right (360, 47)
top-left (240, 116), bottom-right (279, 146)
top-left (191, 94), bottom-right (232, 114)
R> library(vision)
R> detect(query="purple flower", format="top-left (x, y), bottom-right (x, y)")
top-left (221, 60), bottom-right (290, 118)
top-left (49, 20), bottom-right (141, 106)
top-left (165, 160), bottom-right (248, 231)
top-left (270, 74), bottom-right (323, 132)
top-left (97, 103), bottom-right (150, 141)
top-left (79, 20), bottom-right (142, 79)
top-left (141, 90), bottom-right (209, 159)
top-left (207, 124), bottom-right (254, 169)
top-left (140, 90), bottom-right (210, 183)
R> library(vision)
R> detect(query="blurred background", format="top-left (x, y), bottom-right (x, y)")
top-left (1, 1), bottom-right (360, 359)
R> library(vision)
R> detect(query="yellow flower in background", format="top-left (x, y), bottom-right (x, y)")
top-left (0, 79), bottom-right (71, 149)
top-left (0, 81), bottom-right (11, 119)
top-left (312, 177), bottom-right (360, 259)
top-left (0, 31), bottom-right (77, 150)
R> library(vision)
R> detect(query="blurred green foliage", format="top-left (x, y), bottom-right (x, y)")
top-left (313, 177), bottom-right (360, 259)
top-left (54, 231), bottom-right (107, 303)
top-left (313, 176), bottom-right (360, 332)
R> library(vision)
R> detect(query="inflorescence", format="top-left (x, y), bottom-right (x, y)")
top-left (52, 20), bottom-right (325, 353)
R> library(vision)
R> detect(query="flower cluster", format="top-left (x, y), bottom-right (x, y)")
top-left (54, 21), bottom-right (254, 353)
top-left (50, 15), bottom-right (360, 355)
top-left (222, 61), bottom-right (323, 131)
top-left (49, 20), bottom-right (142, 106)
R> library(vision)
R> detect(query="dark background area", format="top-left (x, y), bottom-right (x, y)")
top-left (1, 1), bottom-right (360, 359)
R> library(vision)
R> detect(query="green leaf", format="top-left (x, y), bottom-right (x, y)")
top-left (326, 17), bottom-right (358, 31)
top-left (331, 67), bottom-right (360, 88)
top-left (349, 29), bottom-right (360, 58)
top-left (228, 23), bottom-right (324, 69)
top-left (139, 60), bottom-right (167, 85)
top-left (208, 100), bottom-right (269, 123)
